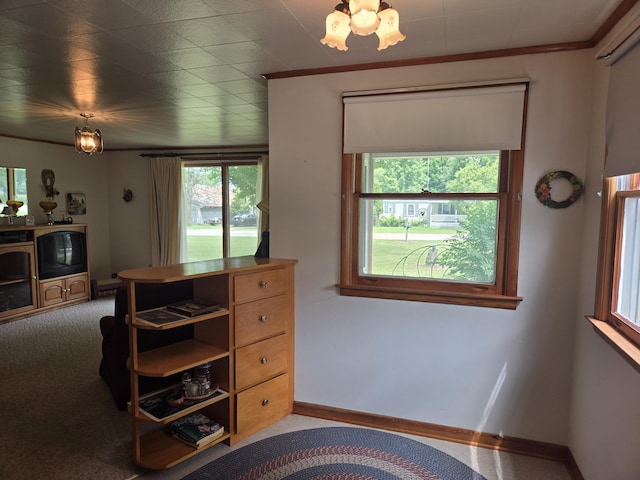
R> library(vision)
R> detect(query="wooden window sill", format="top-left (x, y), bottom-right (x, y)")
top-left (338, 284), bottom-right (522, 310)
top-left (586, 315), bottom-right (640, 373)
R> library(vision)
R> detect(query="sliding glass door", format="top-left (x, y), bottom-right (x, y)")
top-left (181, 162), bottom-right (259, 261)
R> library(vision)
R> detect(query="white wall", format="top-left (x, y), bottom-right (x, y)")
top-left (268, 50), bottom-right (595, 445)
top-left (103, 151), bottom-right (152, 273)
top-left (0, 137), bottom-right (111, 279)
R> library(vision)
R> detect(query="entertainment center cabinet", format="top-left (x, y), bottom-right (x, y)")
top-left (118, 256), bottom-right (296, 469)
top-left (0, 224), bottom-right (89, 322)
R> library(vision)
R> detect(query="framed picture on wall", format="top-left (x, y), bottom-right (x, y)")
top-left (67, 192), bottom-right (86, 215)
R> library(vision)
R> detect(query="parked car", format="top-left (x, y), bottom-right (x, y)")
top-left (231, 213), bottom-right (257, 226)
top-left (205, 217), bottom-right (221, 225)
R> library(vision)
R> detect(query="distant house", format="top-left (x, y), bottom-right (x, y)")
top-left (189, 184), bottom-right (225, 225)
top-left (381, 199), bottom-right (465, 228)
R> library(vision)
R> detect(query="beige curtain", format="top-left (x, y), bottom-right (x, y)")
top-left (256, 154), bottom-right (269, 233)
top-left (149, 157), bottom-right (183, 266)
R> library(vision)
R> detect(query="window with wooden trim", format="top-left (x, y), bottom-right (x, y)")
top-left (591, 30), bottom-right (640, 351)
top-left (339, 151), bottom-right (523, 309)
top-left (338, 82), bottom-right (528, 309)
top-left (594, 174), bottom-right (640, 347)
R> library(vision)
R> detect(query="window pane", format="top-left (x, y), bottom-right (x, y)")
top-left (183, 166), bottom-right (223, 261)
top-left (0, 167), bottom-right (28, 215)
top-left (363, 152), bottom-right (500, 194)
top-left (229, 165), bottom-right (259, 257)
top-left (359, 198), bottom-right (498, 283)
top-left (13, 168), bottom-right (28, 214)
top-left (617, 195), bottom-right (640, 326)
top-left (0, 167), bottom-right (7, 205)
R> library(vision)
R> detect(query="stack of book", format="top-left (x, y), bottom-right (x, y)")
top-left (132, 300), bottom-right (221, 328)
top-left (166, 300), bottom-right (221, 317)
top-left (171, 413), bottom-right (224, 448)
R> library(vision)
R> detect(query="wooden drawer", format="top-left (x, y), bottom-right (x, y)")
top-left (236, 373), bottom-right (289, 434)
top-left (234, 268), bottom-right (286, 303)
top-left (235, 334), bottom-right (288, 390)
top-left (235, 294), bottom-right (287, 347)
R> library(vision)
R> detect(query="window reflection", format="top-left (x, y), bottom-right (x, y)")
top-left (0, 167), bottom-right (29, 215)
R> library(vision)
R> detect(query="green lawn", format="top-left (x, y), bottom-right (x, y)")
top-left (371, 239), bottom-right (449, 278)
top-left (185, 227), bottom-right (258, 261)
top-left (185, 225), bottom-right (454, 277)
top-left (370, 225), bottom-right (455, 277)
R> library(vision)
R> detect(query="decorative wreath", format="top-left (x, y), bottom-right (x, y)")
top-left (535, 170), bottom-right (584, 209)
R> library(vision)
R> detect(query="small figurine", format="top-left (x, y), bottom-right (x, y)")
top-left (122, 188), bottom-right (133, 202)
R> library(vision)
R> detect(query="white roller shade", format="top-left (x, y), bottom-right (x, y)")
top-left (604, 35), bottom-right (640, 178)
top-left (343, 84), bottom-right (527, 154)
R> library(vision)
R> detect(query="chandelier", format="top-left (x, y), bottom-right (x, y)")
top-left (321, 0), bottom-right (405, 51)
top-left (75, 113), bottom-right (103, 155)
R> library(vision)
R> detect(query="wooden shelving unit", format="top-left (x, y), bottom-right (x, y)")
top-left (0, 224), bottom-right (89, 323)
top-left (120, 256), bottom-right (296, 470)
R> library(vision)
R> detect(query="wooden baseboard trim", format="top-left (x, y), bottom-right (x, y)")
top-left (565, 448), bottom-right (586, 480)
top-left (293, 401), bottom-right (583, 479)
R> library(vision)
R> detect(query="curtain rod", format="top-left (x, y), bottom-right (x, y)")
top-left (139, 150), bottom-right (268, 158)
top-left (342, 78), bottom-right (530, 99)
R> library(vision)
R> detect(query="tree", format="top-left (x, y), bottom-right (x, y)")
top-left (228, 165), bottom-right (257, 214)
top-left (437, 156), bottom-right (500, 282)
top-left (374, 157), bottom-right (428, 192)
top-left (182, 164), bottom-right (258, 219)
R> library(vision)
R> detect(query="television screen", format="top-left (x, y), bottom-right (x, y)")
top-left (37, 231), bottom-right (87, 279)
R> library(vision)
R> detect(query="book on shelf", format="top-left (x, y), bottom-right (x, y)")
top-left (170, 412), bottom-right (224, 448)
top-left (166, 300), bottom-right (221, 317)
top-left (135, 385), bottom-right (227, 422)
top-left (134, 307), bottom-right (187, 327)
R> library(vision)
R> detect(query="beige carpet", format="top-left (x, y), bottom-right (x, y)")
top-left (0, 298), bottom-right (141, 480)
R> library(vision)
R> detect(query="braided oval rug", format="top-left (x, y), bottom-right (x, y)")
top-left (182, 427), bottom-right (487, 480)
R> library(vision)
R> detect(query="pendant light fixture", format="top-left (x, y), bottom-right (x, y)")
top-left (321, 0), bottom-right (405, 51)
top-left (75, 113), bottom-right (103, 155)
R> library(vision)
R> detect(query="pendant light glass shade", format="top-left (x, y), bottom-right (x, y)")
top-left (376, 6), bottom-right (405, 50)
top-left (74, 114), bottom-right (103, 155)
top-left (321, 10), bottom-right (351, 51)
top-left (349, 0), bottom-right (380, 16)
top-left (349, 0), bottom-right (380, 36)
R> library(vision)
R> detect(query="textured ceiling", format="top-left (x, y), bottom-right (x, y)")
top-left (0, 0), bottom-right (632, 150)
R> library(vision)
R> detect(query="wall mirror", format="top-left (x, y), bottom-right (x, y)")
top-left (0, 167), bottom-right (29, 215)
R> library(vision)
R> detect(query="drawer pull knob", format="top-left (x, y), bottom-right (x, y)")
top-left (261, 357), bottom-right (268, 364)
top-left (262, 399), bottom-right (269, 407)
top-left (260, 281), bottom-right (268, 288)
top-left (260, 315), bottom-right (268, 322)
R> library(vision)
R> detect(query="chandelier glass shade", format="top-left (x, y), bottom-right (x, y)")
top-left (74, 113), bottom-right (103, 155)
top-left (321, 0), bottom-right (405, 51)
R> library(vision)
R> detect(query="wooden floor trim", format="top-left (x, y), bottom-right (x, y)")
top-left (293, 401), bottom-right (584, 480)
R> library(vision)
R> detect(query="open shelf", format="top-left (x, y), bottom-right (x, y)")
top-left (131, 307), bottom-right (230, 330)
top-left (138, 427), bottom-right (231, 470)
top-left (132, 340), bottom-right (228, 377)
top-left (131, 386), bottom-right (230, 424)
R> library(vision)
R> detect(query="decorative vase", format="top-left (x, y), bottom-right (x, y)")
top-left (39, 201), bottom-right (57, 225)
